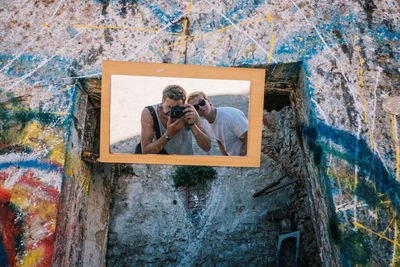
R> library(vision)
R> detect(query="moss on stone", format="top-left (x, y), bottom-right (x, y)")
top-left (172, 166), bottom-right (216, 187)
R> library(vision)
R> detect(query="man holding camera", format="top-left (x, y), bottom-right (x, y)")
top-left (140, 85), bottom-right (211, 154)
top-left (187, 91), bottom-right (248, 156)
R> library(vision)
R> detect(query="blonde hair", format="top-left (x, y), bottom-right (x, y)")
top-left (162, 85), bottom-right (186, 103)
top-left (187, 91), bottom-right (208, 104)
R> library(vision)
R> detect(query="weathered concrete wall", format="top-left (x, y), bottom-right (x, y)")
top-left (107, 106), bottom-right (321, 266)
top-left (0, 0), bottom-right (399, 266)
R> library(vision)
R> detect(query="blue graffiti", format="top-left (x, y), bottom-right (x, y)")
top-left (303, 121), bottom-right (400, 214)
top-left (0, 54), bottom-right (72, 84)
top-left (191, 0), bottom-right (265, 36)
top-left (92, 0), bottom-right (183, 32)
top-left (0, 159), bottom-right (63, 173)
top-left (138, 0), bottom-right (184, 33)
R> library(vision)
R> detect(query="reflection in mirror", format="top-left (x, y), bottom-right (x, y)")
top-left (110, 75), bottom-right (250, 156)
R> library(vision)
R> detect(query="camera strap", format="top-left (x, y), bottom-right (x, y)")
top-left (146, 105), bottom-right (162, 140)
top-left (135, 106), bottom-right (167, 155)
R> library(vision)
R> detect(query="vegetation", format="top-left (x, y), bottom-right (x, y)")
top-left (172, 166), bottom-right (217, 187)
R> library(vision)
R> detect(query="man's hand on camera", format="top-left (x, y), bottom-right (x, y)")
top-left (183, 104), bottom-right (198, 126)
top-left (166, 116), bottom-right (185, 137)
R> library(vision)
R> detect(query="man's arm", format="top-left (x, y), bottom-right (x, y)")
top-left (239, 131), bottom-right (248, 156)
top-left (216, 140), bottom-right (228, 156)
top-left (183, 105), bottom-right (211, 152)
top-left (140, 108), bottom-right (184, 154)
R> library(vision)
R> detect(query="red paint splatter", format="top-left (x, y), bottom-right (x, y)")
top-left (0, 188), bottom-right (22, 267)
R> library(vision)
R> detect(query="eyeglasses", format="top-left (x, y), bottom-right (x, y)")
top-left (194, 99), bottom-right (206, 111)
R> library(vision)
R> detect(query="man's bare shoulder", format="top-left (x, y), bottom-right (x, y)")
top-left (141, 107), bottom-right (154, 126)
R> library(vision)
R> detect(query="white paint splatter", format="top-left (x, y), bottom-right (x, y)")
top-left (311, 99), bottom-right (329, 123)
top-left (0, 0), bottom-right (67, 74)
top-left (203, 0), bottom-right (277, 63)
top-left (128, 4), bottom-right (198, 61)
top-left (0, 152), bottom-right (62, 191)
top-left (3, 17), bottom-right (103, 95)
top-left (370, 70), bottom-right (381, 151)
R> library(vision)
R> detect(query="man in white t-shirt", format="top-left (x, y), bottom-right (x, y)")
top-left (187, 91), bottom-right (248, 156)
top-left (140, 85), bottom-right (211, 155)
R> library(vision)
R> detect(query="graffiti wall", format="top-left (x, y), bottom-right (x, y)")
top-left (0, 0), bottom-right (399, 265)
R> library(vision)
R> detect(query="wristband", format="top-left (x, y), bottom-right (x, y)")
top-left (187, 122), bottom-right (195, 127)
top-left (164, 133), bottom-right (172, 142)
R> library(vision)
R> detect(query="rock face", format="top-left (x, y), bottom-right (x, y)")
top-left (106, 106), bottom-right (321, 266)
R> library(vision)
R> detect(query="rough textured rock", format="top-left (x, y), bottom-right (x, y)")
top-left (106, 106), bottom-right (321, 266)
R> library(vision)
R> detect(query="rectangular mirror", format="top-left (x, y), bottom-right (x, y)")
top-left (100, 61), bottom-right (265, 167)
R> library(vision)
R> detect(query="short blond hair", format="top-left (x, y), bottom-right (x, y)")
top-left (162, 85), bottom-right (186, 103)
top-left (187, 91), bottom-right (208, 104)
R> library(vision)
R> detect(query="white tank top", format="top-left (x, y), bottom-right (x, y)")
top-left (153, 104), bottom-right (193, 155)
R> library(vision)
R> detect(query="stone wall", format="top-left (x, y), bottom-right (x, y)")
top-left (0, 0), bottom-right (399, 266)
top-left (106, 106), bottom-right (321, 266)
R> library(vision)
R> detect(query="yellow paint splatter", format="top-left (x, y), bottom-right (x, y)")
top-left (42, 23), bottom-right (48, 27)
top-left (20, 247), bottom-right (44, 267)
top-left (356, 45), bottom-right (363, 66)
top-left (18, 121), bottom-right (66, 165)
top-left (353, 222), bottom-right (400, 247)
top-left (354, 168), bottom-right (358, 186)
top-left (267, 34), bottom-right (275, 64)
top-left (301, 73), bottom-right (324, 92)
top-left (70, 24), bottom-right (180, 35)
top-left (65, 153), bottom-right (82, 177)
top-left (44, 81), bottom-right (81, 100)
top-left (296, 37), bottom-right (303, 42)
top-left (174, 0), bottom-right (192, 64)
top-left (355, 40), bottom-right (374, 151)
top-left (391, 114), bottom-right (400, 182)
top-left (265, 13), bottom-right (277, 23)
top-left (138, 15), bottom-right (274, 60)
top-left (360, 68), bottom-right (364, 88)
top-left (393, 222), bottom-right (399, 265)
top-left (379, 215), bottom-right (396, 240)
top-left (187, 0), bottom-right (193, 15)
top-left (237, 17), bottom-right (272, 26)
top-left (174, 19), bottom-right (188, 64)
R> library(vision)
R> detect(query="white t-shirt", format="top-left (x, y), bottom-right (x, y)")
top-left (202, 107), bottom-right (248, 156)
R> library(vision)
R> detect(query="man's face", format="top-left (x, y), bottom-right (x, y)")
top-left (188, 96), bottom-right (211, 117)
top-left (161, 97), bottom-right (184, 116)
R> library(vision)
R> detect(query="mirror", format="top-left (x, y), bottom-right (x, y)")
top-left (110, 75), bottom-right (250, 156)
top-left (100, 61), bottom-right (265, 167)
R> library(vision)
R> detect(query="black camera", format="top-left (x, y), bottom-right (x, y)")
top-left (170, 105), bottom-right (187, 119)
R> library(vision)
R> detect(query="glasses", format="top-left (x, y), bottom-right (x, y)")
top-left (193, 99), bottom-right (206, 111)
